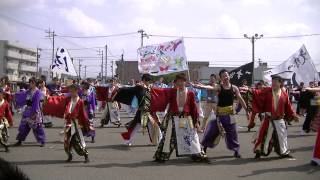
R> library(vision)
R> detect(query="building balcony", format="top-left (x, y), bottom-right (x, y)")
top-left (6, 62), bottom-right (19, 70)
top-left (6, 50), bottom-right (37, 62)
top-left (7, 74), bottom-right (19, 82)
top-left (20, 64), bottom-right (37, 72)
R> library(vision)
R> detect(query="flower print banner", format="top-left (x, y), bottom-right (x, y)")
top-left (138, 38), bottom-right (188, 75)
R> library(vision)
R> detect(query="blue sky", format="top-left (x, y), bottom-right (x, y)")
top-left (0, 0), bottom-right (319, 78)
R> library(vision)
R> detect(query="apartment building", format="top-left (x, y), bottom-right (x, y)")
top-left (0, 40), bottom-right (38, 82)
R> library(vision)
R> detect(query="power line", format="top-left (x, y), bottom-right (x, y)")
top-left (106, 47), bottom-right (120, 58)
top-left (148, 33), bottom-right (320, 40)
top-left (0, 13), bottom-right (46, 32)
top-left (41, 47), bottom-right (104, 51)
top-left (57, 32), bottom-right (138, 39)
top-left (263, 34), bottom-right (320, 39)
top-left (138, 29), bottom-right (148, 47)
top-left (56, 36), bottom-right (100, 53)
top-left (0, 13), bottom-right (137, 39)
top-left (45, 29), bottom-right (56, 78)
top-left (149, 34), bottom-right (244, 40)
top-left (2, 13), bottom-right (320, 40)
top-left (73, 56), bottom-right (116, 58)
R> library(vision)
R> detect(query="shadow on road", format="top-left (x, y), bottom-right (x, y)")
top-left (87, 144), bottom-right (154, 151)
top-left (68, 158), bottom-right (211, 168)
top-left (238, 163), bottom-right (319, 177)
top-left (10, 160), bottom-right (79, 165)
top-left (288, 134), bottom-right (316, 138)
top-left (64, 156), bottom-right (288, 169)
top-left (291, 146), bottom-right (314, 152)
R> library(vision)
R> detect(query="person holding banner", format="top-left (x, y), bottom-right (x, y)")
top-left (15, 77), bottom-right (46, 147)
top-left (80, 82), bottom-right (96, 143)
top-left (63, 84), bottom-right (90, 163)
top-left (152, 73), bottom-right (207, 163)
top-left (311, 127), bottom-right (320, 166)
top-left (47, 77), bottom-right (62, 96)
top-left (41, 84), bottom-right (90, 162)
top-left (250, 75), bottom-right (298, 159)
top-left (247, 82), bottom-right (265, 131)
top-left (235, 79), bottom-right (249, 114)
top-left (303, 87), bottom-right (320, 166)
top-left (113, 74), bottom-right (162, 146)
top-left (44, 77), bottom-right (62, 127)
top-left (0, 88), bottom-right (13, 152)
top-left (100, 79), bottom-right (121, 128)
top-left (0, 76), bottom-right (13, 116)
top-left (38, 79), bottom-right (51, 129)
top-left (188, 84), bottom-right (204, 132)
top-left (193, 69), bottom-right (248, 159)
top-left (300, 82), bottom-right (318, 135)
top-left (201, 74), bottom-right (218, 132)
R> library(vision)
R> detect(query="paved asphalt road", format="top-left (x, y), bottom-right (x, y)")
top-left (1, 110), bottom-right (319, 180)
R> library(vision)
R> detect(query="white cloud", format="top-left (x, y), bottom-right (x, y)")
top-left (218, 14), bottom-right (241, 36)
top-left (129, 17), bottom-right (178, 35)
top-left (0, 0), bottom-right (46, 10)
top-left (55, 0), bottom-right (107, 6)
top-left (119, 0), bottom-right (160, 12)
top-left (118, 0), bottom-right (189, 13)
top-left (1, 0), bottom-right (319, 73)
top-left (0, 19), bottom-right (17, 37)
top-left (83, 0), bottom-right (107, 6)
top-left (263, 22), bottom-right (311, 35)
top-left (241, 0), bottom-right (271, 6)
top-left (59, 7), bottom-right (106, 36)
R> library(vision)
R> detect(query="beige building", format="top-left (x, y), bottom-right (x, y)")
top-left (115, 60), bottom-right (211, 83)
top-left (0, 40), bottom-right (38, 82)
top-left (115, 60), bottom-right (269, 84)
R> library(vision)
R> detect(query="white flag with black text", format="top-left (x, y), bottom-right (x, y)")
top-left (51, 47), bottom-right (77, 76)
top-left (263, 45), bottom-right (319, 86)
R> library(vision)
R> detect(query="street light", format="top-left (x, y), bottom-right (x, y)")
top-left (244, 33), bottom-right (263, 85)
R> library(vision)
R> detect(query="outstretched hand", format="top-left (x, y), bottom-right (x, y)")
top-left (293, 115), bottom-right (300, 122)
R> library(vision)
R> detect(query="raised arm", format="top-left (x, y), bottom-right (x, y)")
top-left (234, 86), bottom-right (247, 111)
top-left (190, 82), bottom-right (220, 91)
top-left (43, 95), bottom-right (68, 118)
top-left (112, 86), bottom-right (139, 105)
top-left (305, 87), bottom-right (320, 92)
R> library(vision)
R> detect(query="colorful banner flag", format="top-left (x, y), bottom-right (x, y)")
top-left (51, 47), bottom-right (77, 76)
top-left (138, 38), bottom-right (188, 75)
top-left (229, 62), bottom-right (253, 86)
top-left (263, 45), bottom-right (319, 86)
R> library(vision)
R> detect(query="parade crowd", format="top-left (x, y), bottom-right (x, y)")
top-left (0, 69), bottom-right (319, 168)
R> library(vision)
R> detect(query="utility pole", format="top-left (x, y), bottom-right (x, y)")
top-left (36, 47), bottom-right (41, 78)
top-left (45, 28), bottom-right (56, 79)
top-left (78, 59), bottom-right (82, 80)
top-left (111, 60), bottom-right (114, 78)
top-left (97, 49), bottom-right (104, 82)
top-left (120, 53), bottom-right (124, 82)
top-left (138, 29), bottom-right (148, 48)
top-left (84, 65), bottom-right (87, 79)
top-left (105, 44), bottom-right (108, 80)
top-left (244, 33), bottom-right (263, 85)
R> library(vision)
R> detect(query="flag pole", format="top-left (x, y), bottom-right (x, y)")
top-left (181, 38), bottom-right (191, 82)
top-left (186, 58), bottom-right (191, 82)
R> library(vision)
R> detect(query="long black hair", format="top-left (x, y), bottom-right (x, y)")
top-left (0, 157), bottom-right (30, 180)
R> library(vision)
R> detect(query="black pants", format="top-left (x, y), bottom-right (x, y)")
top-left (303, 106), bottom-right (317, 132)
top-left (296, 102), bottom-right (300, 114)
